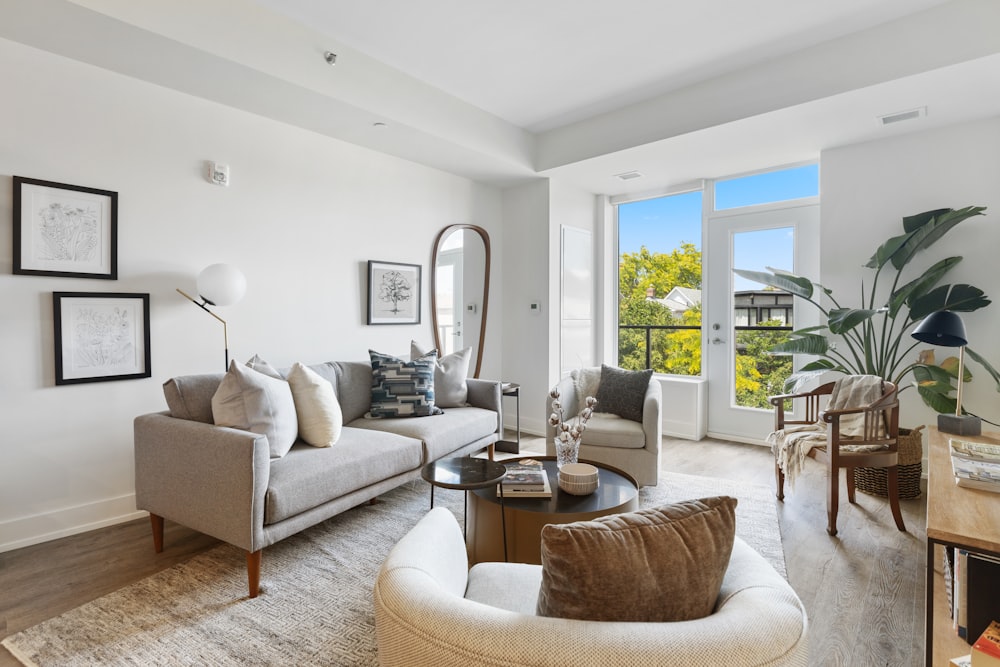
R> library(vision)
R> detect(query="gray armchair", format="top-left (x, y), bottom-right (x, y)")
top-left (546, 367), bottom-right (662, 486)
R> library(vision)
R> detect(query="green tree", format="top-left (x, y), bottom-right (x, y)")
top-left (735, 319), bottom-right (793, 408)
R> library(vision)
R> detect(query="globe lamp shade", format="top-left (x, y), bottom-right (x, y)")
top-left (197, 263), bottom-right (246, 307)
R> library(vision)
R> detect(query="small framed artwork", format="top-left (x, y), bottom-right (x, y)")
top-left (13, 176), bottom-right (118, 279)
top-left (368, 260), bottom-right (421, 325)
top-left (53, 292), bottom-right (151, 385)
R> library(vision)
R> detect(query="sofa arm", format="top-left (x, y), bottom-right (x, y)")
top-left (466, 379), bottom-right (502, 435)
top-left (134, 412), bottom-right (271, 553)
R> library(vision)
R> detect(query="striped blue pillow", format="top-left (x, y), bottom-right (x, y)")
top-left (368, 349), bottom-right (443, 418)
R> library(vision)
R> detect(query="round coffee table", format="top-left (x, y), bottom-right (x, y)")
top-left (467, 456), bottom-right (639, 564)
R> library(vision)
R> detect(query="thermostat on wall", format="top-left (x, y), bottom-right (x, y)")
top-left (208, 162), bottom-right (230, 187)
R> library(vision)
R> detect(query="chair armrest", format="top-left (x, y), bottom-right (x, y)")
top-left (134, 412), bottom-right (271, 552)
top-left (641, 377), bottom-right (662, 453)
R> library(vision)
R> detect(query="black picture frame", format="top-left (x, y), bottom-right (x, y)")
top-left (367, 260), bottom-right (421, 325)
top-left (14, 176), bottom-right (118, 279)
top-left (53, 292), bottom-right (151, 385)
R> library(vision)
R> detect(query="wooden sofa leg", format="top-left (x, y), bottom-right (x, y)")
top-left (774, 462), bottom-right (785, 501)
top-left (247, 550), bottom-right (262, 598)
top-left (150, 513), bottom-right (164, 553)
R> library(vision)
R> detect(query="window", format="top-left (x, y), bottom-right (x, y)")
top-left (616, 190), bottom-right (703, 376)
top-left (615, 163), bottom-right (818, 387)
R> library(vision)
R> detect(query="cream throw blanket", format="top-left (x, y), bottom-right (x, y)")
top-left (767, 375), bottom-right (885, 488)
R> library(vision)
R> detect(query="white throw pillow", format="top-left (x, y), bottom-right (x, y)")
top-left (286, 362), bottom-right (343, 447)
top-left (411, 340), bottom-right (471, 408)
top-left (245, 353), bottom-right (283, 379)
top-left (212, 360), bottom-right (298, 458)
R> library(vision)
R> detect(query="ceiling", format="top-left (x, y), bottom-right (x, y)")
top-left (3, 0), bottom-right (1000, 195)
top-left (251, 0), bottom-right (949, 133)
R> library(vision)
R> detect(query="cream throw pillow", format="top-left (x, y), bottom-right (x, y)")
top-left (286, 362), bottom-right (343, 447)
top-left (410, 340), bottom-right (471, 408)
top-left (212, 360), bottom-right (298, 458)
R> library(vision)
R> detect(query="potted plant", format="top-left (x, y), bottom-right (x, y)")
top-left (735, 206), bottom-right (1000, 496)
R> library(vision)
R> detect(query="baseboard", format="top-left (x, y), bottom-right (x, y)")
top-left (0, 493), bottom-right (145, 553)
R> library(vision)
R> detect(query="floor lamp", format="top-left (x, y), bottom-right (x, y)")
top-left (177, 263), bottom-right (246, 371)
top-left (911, 310), bottom-right (982, 436)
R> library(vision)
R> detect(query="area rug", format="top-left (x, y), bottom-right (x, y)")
top-left (2, 471), bottom-right (783, 667)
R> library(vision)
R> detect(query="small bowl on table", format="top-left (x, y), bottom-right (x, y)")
top-left (558, 463), bottom-right (599, 496)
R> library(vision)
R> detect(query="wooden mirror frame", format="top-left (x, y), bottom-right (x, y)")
top-left (430, 224), bottom-right (491, 378)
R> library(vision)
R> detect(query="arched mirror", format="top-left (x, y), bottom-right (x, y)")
top-left (431, 224), bottom-right (491, 378)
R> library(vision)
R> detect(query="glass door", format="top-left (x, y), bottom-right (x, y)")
top-left (704, 203), bottom-right (819, 442)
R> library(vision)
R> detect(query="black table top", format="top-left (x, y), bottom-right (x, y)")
top-left (473, 456), bottom-right (638, 514)
top-left (421, 457), bottom-right (507, 490)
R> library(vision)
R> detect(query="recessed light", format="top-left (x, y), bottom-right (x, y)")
top-left (878, 107), bottom-right (926, 126)
top-left (373, 122), bottom-right (387, 129)
top-left (614, 170), bottom-right (643, 181)
top-left (324, 51), bottom-right (337, 66)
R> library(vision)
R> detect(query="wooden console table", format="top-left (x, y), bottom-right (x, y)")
top-left (925, 426), bottom-right (1000, 666)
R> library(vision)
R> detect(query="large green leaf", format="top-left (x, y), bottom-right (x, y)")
top-left (828, 307), bottom-right (877, 334)
top-left (966, 346), bottom-right (1000, 391)
top-left (908, 284), bottom-right (991, 319)
top-left (770, 334), bottom-right (829, 355)
top-left (916, 382), bottom-right (957, 414)
top-left (888, 256), bottom-right (962, 317)
top-left (797, 359), bottom-right (838, 372)
top-left (891, 207), bottom-right (986, 271)
top-left (732, 268), bottom-right (813, 299)
top-left (865, 232), bottom-right (910, 269)
top-left (902, 208), bottom-right (951, 233)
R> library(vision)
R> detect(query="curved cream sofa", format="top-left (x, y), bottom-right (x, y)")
top-left (374, 507), bottom-right (809, 667)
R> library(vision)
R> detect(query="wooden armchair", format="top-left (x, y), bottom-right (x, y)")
top-left (770, 378), bottom-right (906, 536)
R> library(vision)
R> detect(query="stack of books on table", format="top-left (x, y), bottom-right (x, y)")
top-left (950, 438), bottom-right (1000, 493)
top-left (951, 619), bottom-right (1000, 666)
top-left (499, 459), bottom-right (551, 498)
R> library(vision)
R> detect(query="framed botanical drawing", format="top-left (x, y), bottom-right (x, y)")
top-left (53, 292), bottom-right (151, 385)
top-left (13, 176), bottom-right (118, 279)
top-left (367, 260), bottom-right (421, 325)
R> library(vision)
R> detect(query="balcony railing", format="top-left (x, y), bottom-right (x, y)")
top-left (619, 323), bottom-right (793, 373)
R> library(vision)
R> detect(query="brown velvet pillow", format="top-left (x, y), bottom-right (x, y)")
top-left (536, 496), bottom-right (737, 622)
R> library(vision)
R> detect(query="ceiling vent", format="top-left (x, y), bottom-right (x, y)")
top-left (614, 170), bottom-right (643, 181)
top-left (878, 107), bottom-right (926, 127)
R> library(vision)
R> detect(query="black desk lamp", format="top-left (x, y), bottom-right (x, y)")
top-left (911, 310), bottom-right (981, 436)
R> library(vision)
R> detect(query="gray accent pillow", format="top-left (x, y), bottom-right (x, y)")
top-left (368, 349), bottom-right (443, 418)
top-left (411, 340), bottom-right (471, 408)
top-left (211, 360), bottom-right (299, 458)
top-left (594, 364), bottom-right (652, 422)
top-left (537, 497), bottom-right (737, 622)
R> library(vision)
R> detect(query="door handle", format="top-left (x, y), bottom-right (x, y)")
top-left (712, 337), bottom-right (726, 345)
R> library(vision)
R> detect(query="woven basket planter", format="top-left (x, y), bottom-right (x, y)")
top-left (855, 424), bottom-right (924, 499)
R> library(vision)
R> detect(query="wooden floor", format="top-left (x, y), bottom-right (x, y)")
top-left (0, 435), bottom-right (928, 666)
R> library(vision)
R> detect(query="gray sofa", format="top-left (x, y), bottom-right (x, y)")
top-left (134, 360), bottom-right (501, 598)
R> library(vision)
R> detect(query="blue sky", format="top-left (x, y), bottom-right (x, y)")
top-left (618, 164), bottom-right (817, 291)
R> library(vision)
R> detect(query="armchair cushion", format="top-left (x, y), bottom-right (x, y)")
top-left (211, 360), bottom-right (298, 458)
top-left (595, 364), bottom-right (653, 422)
top-left (536, 496), bottom-right (737, 622)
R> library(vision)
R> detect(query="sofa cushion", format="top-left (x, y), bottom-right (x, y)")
top-left (287, 362), bottom-right (343, 447)
top-left (411, 340), bottom-right (471, 408)
top-left (595, 364), bottom-right (652, 422)
top-left (348, 406), bottom-right (497, 462)
top-left (265, 427), bottom-right (422, 524)
top-left (580, 413), bottom-right (646, 449)
top-left (163, 373), bottom-right (224, 423)
top-left (368, 350), bottom-right (443, 418)
top-left (465, 561), bottom-right (543, 615)
top-left (536, 496), bottom-right (737, 622)
top-left (211, 360), bottom-right (298, 458)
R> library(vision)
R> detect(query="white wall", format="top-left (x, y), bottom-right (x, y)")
top-left (500, 180), bottom-right (551, 435)
top-left (0, 39), bottom-right (503, 552)
top-left (821, 117), bottom-right (1000, 440)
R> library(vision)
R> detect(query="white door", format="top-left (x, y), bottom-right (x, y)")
top-left (704, 203), bottom-right (819, 442)
top-left (435, 247), bottom-right (464, 356)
